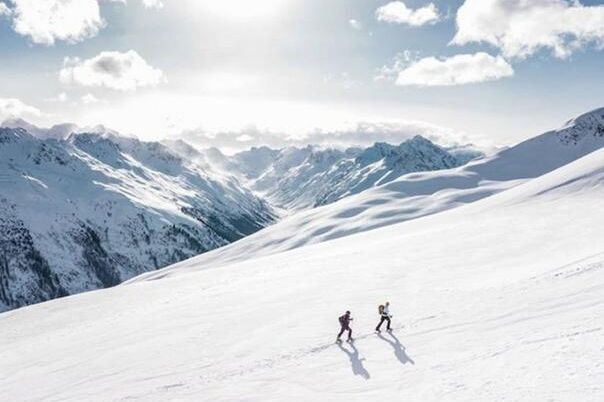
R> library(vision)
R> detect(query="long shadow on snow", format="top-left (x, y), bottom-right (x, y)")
top-left (378, 332), bottom-right (415, 366)
top-left (337, 342), bottom-right (371, 379)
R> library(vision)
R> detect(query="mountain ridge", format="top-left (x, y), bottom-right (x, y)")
top-left (229, 135), bottom-right (479, 210)
top-left (0, 128), bottom-right (275, 311)
top-left (0, 125), bottom-right (477, 311)
top-left (132, 106), bottom-right (604, 278)
top-left (3, 107), bottom-right (603, 311)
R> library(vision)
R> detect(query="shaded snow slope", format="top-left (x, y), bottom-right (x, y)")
top-left (140, 107), bottom-right (604, 271)
top-left (0, 129), bottom-right (275, 311)
top-left (1, 146), bottom-right (603, 401)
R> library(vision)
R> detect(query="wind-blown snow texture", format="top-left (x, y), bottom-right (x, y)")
top-left (0, 108), bottom-right (603, 401)
top-left (0, 129), bottom-right (275, 311)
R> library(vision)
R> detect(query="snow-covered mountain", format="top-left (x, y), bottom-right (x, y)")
top-left (231, 136), bottom-right (479, 210)
top-left (163, 135), bottom-right (479, 212)
top-left (0, 122), bottom-right (484, 311)
top-left (0, 128), bottom-right (275, 312)
top-left (2, 114), bottom-right (603, 400)
top-left (135, 107), bottom-right (604, 271)
top-left (2, 108), bottom-right (602, 313)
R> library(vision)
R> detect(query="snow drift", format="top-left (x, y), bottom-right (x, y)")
top-left (1, 113), bottom-right (603, 400)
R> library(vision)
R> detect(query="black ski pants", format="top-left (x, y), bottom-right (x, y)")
top-left (338, 325), bottom-right (352, 339)
top-left (376, 315), bottom-right (391, 331)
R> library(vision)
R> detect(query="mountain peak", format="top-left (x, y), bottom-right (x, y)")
top-left (557, 107), bottom-right (604, 145)
top-left (356, 135), bottom-right (444, 166)
top-left (0, 126), bottom-right (35, 146)
top-left (563, 107), bottom-right (604, 127)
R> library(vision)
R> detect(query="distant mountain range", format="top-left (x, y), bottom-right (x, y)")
top-left (2, 107), bottom-right (604, 312)
top-left (202, 136), bottom-right (482, 210)
top-left (0, 123), bottom-right (480, 311)
top-left (134, 107), bottom-right (604, 273)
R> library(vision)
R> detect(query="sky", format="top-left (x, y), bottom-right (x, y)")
top-left (0, 0), bottom-right (604, 150)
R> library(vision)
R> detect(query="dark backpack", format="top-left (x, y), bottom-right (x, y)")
top-left (338, 315), bottom-right (346, 325)
top-left (378, 305), bottom-right (385, 315)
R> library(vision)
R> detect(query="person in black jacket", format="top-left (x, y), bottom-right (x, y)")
top-left (337, 311), bottom-right (353, 342)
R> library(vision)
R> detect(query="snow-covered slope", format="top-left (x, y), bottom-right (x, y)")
top-left (150, 107), bottom-right (604, 268)
top-left (2, 108), bottom-right (600, 312)
top-left (0, 128), bottom-right (275, 311)
top-left (0, 123), bottom-right (479, 311)
top-left (232, 136), bottom-right (477, 210)
top-left (1, 143), bottom-right (603, 401)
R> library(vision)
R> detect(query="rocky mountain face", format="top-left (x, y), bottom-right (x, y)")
top-left (557, 107), bottom-right (604, 145)
top-left (229, 136), bottom-right (480, 210)
top-left (0, 128), bottom-right (275, 311)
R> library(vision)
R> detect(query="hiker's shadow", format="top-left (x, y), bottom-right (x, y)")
top-left (337, 342), bottom-right (371, 379)
top-left (378, 332), bottom-right (415, 366)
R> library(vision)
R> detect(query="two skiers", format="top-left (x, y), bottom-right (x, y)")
top-left (336, 302), bottom-right (393, 342)
top-left (375, 301), bottom-right (392, 332)
top-left (336, 311), bottom-right (354, 342)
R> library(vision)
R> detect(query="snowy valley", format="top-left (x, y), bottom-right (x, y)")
top-left (0, 108), bottom-right (603, 401)
top-left (0, 125), bottom-right (474, 311)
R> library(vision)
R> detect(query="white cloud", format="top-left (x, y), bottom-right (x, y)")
top-left (0, 97), bottom-right (41, 121)
top-left (6, 0), bottom-right (163, 45)
top-left (179, 120), bottom-right (475, 152)
top-left (0, 2), bottom-right (11, 16)
top-left (10, 0), bottom-right (104, 45)
top-left (81, 93), bottom-right (100, 104)
top-left (110, 0), bottom-right (164, 9)
top-left (452, 0), bottom-right (604, 59)
top-left (375, 50), bottom-right (418, 81)
top-left (349, 19), bottom-right (362, 30)
top-left (59, 50), bottom-right (166, 91)
top-left (376, 1), bottom-right (441, 27)
top-left (388, 52), bottom-right (513, 87)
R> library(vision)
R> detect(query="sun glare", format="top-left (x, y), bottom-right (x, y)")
top-left (199, 0), bottom-right (288, 19)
